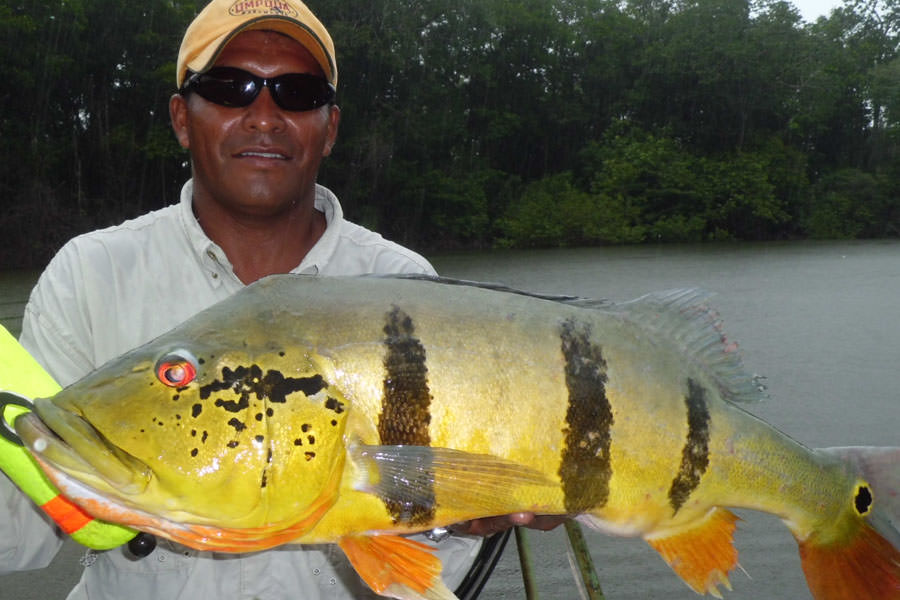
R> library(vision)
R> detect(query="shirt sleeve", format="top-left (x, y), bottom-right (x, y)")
top-left (18, 242), bottom-right (96, 387)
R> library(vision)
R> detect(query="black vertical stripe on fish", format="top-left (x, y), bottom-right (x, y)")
top-left (378, 306), bottom-right (435, 525)
top-left (558, 318), bottom-right (613, 514)
top-left (668, 378), bottom-right (712, 513)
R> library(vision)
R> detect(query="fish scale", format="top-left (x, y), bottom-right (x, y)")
top-left (13, 274), bottom-right (900, 600)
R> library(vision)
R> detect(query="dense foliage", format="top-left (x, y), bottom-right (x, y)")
top-left (2, 0), bottom-right (900, 267)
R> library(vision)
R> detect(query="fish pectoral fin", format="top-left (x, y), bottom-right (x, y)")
top-left (338, 534), bottom-right (457, 600)
top-left (645, 507), bottom-right (740, 599)
top-left (350, 443), bottom-right (555, 516)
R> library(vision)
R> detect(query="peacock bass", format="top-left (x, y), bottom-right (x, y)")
top-left (9, 275), bottom-right (900, 600)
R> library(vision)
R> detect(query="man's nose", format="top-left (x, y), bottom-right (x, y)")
top-left (242, 86), bottom-right (285, 132)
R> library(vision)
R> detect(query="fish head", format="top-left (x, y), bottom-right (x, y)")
top-left (15, 328), bottom-right (351, 544)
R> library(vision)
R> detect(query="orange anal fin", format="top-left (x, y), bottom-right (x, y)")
top-left (646, 507), bottom-right (740, 598)
top-left (798, 521), bottom-right (900, 600)
top-left (338, 534), bottom-right (457, 600)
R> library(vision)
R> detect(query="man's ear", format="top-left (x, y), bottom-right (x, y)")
top-left (169, 94), bottom-right (190, 150)
top-left (323, 105), bottom-right (341, 157)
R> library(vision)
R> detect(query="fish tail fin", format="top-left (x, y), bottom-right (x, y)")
top-left (338, 534), bottom-right (458, 600)
top-left (794, 446), bottom-right (900, 600)
top-left (797, 520), bottom-right (900, 599)
top-left (645, 507), bottom-right (740, 598)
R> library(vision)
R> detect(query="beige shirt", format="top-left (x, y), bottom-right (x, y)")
top-left (2, 181), bottom-right (481, 599)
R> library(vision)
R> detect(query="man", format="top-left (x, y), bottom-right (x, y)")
top-left (1, 1), bottom-right (558, 598)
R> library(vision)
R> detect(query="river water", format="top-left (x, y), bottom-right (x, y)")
top-left (1, 240), bottom-right (898, 599)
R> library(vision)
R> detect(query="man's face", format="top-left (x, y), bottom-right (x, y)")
top-left (170, 30), bottom-right (340, 218)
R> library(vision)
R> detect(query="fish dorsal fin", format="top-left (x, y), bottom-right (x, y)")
top-left (378, 273), bottom-right (613, 308)
top-left (618, 289), bottom-right (766, 404)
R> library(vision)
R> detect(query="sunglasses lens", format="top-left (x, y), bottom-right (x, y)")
top-left (185, 68), bottom-right (334, 112)
top-left (190, 68), bottom-right (258, 107)
top-left (272, 74), bottom-right (335, 111)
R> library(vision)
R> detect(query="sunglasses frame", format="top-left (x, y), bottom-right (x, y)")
top-left (181, 66), bottom-right (336, 112)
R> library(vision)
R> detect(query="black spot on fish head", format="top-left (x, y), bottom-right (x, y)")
top-left (325, 397), bottom-right (345, 414)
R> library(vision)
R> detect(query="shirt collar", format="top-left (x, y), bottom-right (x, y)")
top-left (293, 185), bottom-right (344, 275)
top-left (177, 180), bottom-right (232, 288)
top-left (177, 179), bottom-right (344, 283)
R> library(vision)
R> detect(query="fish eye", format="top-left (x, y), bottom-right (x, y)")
top-left (155, 350), bottom-right (199, 387)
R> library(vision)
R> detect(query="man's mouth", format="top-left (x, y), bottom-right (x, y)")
top-left (236, 151), bottom-right (289, 160)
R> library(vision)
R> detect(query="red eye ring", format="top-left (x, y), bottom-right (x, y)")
top-left (155, 350), bottom-right (199, 387)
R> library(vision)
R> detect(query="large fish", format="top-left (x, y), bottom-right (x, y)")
top-left (12, 275), bottom-right (900, 600)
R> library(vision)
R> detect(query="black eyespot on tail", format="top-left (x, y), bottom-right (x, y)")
top-left (854, 484), bottom-right (873, 515)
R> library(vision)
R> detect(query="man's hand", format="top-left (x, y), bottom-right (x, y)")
top-left (451, 513), bottom-right (568, 536)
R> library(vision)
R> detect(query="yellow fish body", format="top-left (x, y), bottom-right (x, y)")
top-left (14, 275), bottom-right (900, 600)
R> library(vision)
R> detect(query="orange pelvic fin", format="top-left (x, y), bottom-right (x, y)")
top-left (646, 507), bottom-right (740, 598)
top-left (338, 534), bottom-right (457, 600)
top-left (798, 521), bottom-right (900, 600)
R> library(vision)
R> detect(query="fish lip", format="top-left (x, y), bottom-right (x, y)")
top-left (16, 400), bottom-right (150, 494)
top-left (14, 411), bottom-right (98, 477)
top-left (15, 410), bottom-right (63, 447)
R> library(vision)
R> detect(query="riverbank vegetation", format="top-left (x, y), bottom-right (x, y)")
top-left (2, 0), bottom-right (900, 267)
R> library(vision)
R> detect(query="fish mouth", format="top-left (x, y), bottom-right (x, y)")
top-left (15, 399), bottom-right (150, 496)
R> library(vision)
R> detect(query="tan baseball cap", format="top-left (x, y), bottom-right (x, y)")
top-left (176, 0), bottom-right (337, 89)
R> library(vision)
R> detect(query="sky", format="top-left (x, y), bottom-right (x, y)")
top-left (793, 0), bottom-right (843, 21)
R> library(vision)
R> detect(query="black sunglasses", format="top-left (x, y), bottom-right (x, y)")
top-left (182, 66), bottom-right (335, 112)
